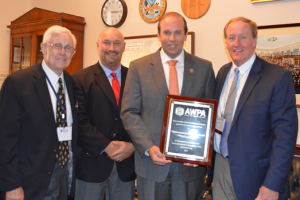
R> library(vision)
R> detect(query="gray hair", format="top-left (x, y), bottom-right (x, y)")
top-left (43, 25), bottom-right (77, 48)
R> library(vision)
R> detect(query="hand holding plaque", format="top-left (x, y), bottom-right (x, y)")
top-left (160, 95), bottom-right (218, 166)
top-left (149, 146), bottom-right (172, 166)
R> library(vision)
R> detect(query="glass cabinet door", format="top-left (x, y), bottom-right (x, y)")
top-left (11, 37), bottom-right (31, 74)
top-left (36, 35), bottom-right (43, 64)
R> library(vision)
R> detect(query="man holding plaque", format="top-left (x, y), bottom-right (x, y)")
top-left (213, 17), bottom-right (298, 200)
top-left (121, 12), bottom-right (215, 200)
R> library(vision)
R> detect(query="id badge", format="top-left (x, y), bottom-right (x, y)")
top-left (57, 127), bottom-right (72, 141)
top-left (215, 116), bottom-right (226, 135)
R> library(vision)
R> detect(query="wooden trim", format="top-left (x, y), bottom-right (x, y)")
top-left (8, 18), bottom-right (86, 30)
top-left (295, 145), bottom-right (300, 155)
top-left (258, 23), bottom-right (300, 30)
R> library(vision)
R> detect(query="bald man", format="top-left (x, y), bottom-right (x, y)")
top-left (72, 28), bottom-right (136, 200)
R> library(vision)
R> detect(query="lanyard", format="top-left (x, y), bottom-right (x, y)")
top-left (45, 73), bottom-right (67, 126)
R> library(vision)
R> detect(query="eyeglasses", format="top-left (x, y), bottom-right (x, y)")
top-left (46, 43), bottom-right (75, 53)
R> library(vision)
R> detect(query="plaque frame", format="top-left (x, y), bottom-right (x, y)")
top-left (160, 95), bottom-right (218, 166)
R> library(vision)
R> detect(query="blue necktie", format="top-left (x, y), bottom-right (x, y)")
top-left (220, 68), bottom-right (240, 158)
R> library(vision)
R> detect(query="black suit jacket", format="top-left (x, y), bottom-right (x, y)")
top-left (72, 62), bottom-right (135, 183)
top-left (0, 63), bottom-right (78, 200)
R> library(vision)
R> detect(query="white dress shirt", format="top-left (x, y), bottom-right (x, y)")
top-left (214, 54), bottom-right (256, 154)
top-left (160, 49), bottom-right (185, 94)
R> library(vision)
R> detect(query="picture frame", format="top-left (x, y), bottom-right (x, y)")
top-left (250, 0), bottom-right (280, 3)
top-left (13, 46), bottom-right (24, 63)
top-left (255, 23), bottom-right (300, 103)
top-left (160, 95), bottom-right (218, 166)
top-left (121, 32), bottom-right (194, 68)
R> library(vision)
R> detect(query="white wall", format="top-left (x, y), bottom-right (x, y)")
top-left (2, 0), bottom-right (300, 72)
top-left (0, 0), bottom-right (30, 74)
top-left (27, 0), bottom-right (300, 73)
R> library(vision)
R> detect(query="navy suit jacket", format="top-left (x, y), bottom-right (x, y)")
top-left (215, 56), bottom-right (298, 199)
top-left (72, 62), bottom-right (135, 183)
top-left (0, 63), bottom-right (78, 200)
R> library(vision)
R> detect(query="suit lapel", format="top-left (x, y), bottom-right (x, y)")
top-left (119, 66), bottom-right (127, 111)
top-left (34, 64), bottom-right (56, 126)
top-left (64, 72), bottom-right (75, 116)
top-left (215, 63), bottom-right (231, 100)
top-left (181, 52), bottom-right (195, 96)
top-left (93, 63), bottom-right (118, 109)
top-left (150, 50), bottom-right (169, 99)
top-left (231, 57), bottom-right (262, 127)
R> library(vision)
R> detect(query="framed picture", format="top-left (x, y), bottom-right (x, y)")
top-left (13, 46), bottom-right (24, 63)
top-left (255, 23), bottom-right (300, 99)
top-left (250, 0), bottom-right (280, 3)
top-left (121, 32), bottom-right (195, 68)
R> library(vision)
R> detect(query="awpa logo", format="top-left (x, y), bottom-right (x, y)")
top-left (175, 107), bottom-right (184, 116)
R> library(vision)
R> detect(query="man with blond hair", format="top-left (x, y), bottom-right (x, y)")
top-left (0, 25), bottom-right (78, 200)
top-left (213, 17), bottom-right (297, 200)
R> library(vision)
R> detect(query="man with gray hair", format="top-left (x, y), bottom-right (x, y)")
top-left (0, 25), bottom-right (78, 200)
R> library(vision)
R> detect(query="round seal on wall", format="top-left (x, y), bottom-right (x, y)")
top-left (181, 0), bottom-right (211, 19)
top-left (139, 0), bottom-right (167, 23)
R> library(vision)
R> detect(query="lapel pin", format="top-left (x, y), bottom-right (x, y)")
top-left (189, 68), bottom-right (194, 73)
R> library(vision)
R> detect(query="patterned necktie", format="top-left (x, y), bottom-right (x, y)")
top-left (111, 72), bottom-right (120, 107)
top-left (220, 68), bottom-right (240, 158)
top-left (56, 78), bottom-right (70, 168)
top-left (168, 60), bottom-right (179, 95)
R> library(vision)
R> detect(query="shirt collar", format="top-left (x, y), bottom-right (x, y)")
top-left (42, 60), bottom-right (64, 86)
top-left (160, 48), bottom-right (185, 65)
top-left (230, 53), bottom-right (256, 76)
top-left (98, 60), bottom-right (121, 77)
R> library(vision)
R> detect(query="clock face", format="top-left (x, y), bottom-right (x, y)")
top-left (139, 0), bottom-right (167, 23)
top-left (101, 0), bottom-right (127, 28)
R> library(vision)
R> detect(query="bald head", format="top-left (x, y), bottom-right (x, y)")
top-left (97, 28), bottom-right (125, 71)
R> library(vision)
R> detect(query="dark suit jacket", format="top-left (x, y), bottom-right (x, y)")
top-left (121, 49), bottom-right (215, 183)
top-left (0, 63), bottom-right (78, 200)
top-left (72, 62), bottom-right (135, 183)
top-left (215, 56), bottom-right (298, 200)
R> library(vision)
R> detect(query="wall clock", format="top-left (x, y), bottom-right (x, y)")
top-left (139, 0), bottom-right (167, 23)
top-left (101, 0), bottom-right (128, 28)
top-left (181, 0), bottom-right (210, 19)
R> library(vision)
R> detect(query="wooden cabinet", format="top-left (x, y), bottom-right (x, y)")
top-left (7, 7), bottom-right (86, 75)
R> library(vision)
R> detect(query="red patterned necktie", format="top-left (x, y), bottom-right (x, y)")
top-left (168, 60), bottom-right (179, 95)
top-left (111, 72), bottom-right (120, 106)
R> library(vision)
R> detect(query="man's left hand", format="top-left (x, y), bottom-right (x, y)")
top-left (255, 186), bottom-right (279, 200)
top-left (108, 141), bottom-right (135, 162)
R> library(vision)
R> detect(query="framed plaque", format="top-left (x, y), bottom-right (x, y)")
top-left (160, 95), bottom-right (218, 166)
